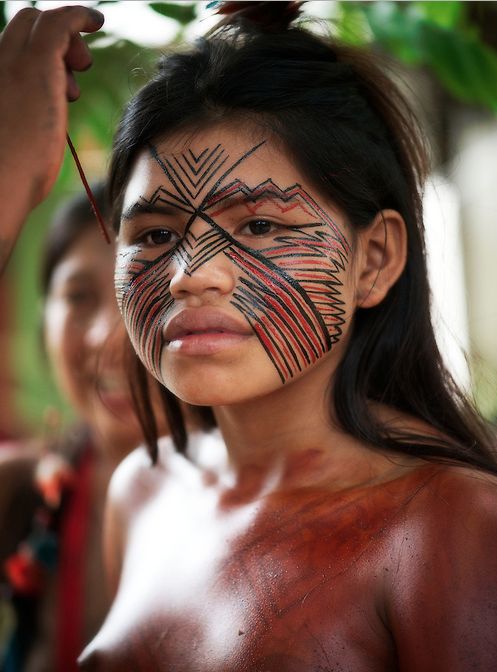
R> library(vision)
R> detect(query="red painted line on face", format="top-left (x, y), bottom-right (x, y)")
top-left (228, 247), bottom-right (326, 358)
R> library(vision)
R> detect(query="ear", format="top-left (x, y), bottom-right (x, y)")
top-left (355, 209), bottom-right (407, 309)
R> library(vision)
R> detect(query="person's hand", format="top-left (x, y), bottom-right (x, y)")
top-left (0, 5), bottom-right (104, 268)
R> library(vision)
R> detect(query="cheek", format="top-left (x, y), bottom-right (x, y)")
top-left (44, 303), bottom-right (72, 366)
top-left (43, 304), bottom-right (85, 400)
top-left (115, 249), bottom-right (174, 383)
top-left (226, 239), bottom-right (349, 384)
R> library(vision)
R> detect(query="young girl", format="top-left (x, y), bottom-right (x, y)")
top-left (1, 3), bottom-right (497, 670)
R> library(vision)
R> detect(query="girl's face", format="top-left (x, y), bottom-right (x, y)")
top-left (44, 226), bottom-right (143, 451)
top-left (116, 124), bottom-right (358, 406)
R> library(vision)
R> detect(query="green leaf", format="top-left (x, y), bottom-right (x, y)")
top-left (411, 1), bottom-right (465, 30)
top-left (148, 2), bottom-right (197, 25)
top-left (336, 2), bottom-right (373, 46)
top-left (0, 2), bottom-right (7, 31)
top-left (421, 25), bottom-right (497, 111)
top-left (362, 2), bottom-right (424, 64)
top-left (357, 1), bottom-right (497, 113)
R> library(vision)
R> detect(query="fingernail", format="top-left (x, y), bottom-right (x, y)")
top-left (88, 7), bottom-right (104, 25)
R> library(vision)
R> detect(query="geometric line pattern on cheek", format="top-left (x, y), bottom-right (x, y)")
top-left (227, 246), bottom-right (332, 383)
top-left (260, 227), bottom-right (348, 343)
top-left (115, 251), bottom-right (173, 382)
top-left (204, 181), bottom-right (349, 384)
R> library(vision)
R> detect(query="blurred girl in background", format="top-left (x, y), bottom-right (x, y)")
top-left (0, 184), bottom-right (163, 671)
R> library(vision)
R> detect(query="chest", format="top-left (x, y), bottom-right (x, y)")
top-left (80, 485), bottom-right (405, 671)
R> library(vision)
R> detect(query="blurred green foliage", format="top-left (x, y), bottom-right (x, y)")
top-left (337, 1), bottom-right (497, 112)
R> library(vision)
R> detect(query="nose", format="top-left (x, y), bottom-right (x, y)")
top-left (169, 218), bottom-right (235, 301)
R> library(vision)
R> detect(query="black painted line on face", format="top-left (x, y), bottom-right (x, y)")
top-left (228, 255), bottom-right (325, 362)
top-left (233, 281), bottom-right (309, 369)
top-left (119, 140), bottom-right (349, 385)
top-left (173, 144), bottom-right (227, 190)
top-left (201, 211), bottom-right (334, 348)
top-left (147, 189), bottom-right (194, 215)
top-left (203, 178), bottom-right (350, 257)
top-left (183, 144), bottom-right (222, 175)
top-left (226, 246), bottom-right (330, 381)
top-left (166, 152), bottom-right (229, 201)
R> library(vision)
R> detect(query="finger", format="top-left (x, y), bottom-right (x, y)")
top-left (65, 31), bottom-right (92, 73)
top-left (29, 5), bottom-right (104, 57)
top-left (0, 7), bottom-right (40, 58)
top-left (66, 67), bottom-right (80, 102)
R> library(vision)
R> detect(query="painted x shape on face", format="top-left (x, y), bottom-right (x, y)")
top-left (116, 136), bottom-right (350, 386)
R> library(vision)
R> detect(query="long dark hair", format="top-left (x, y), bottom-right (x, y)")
top-left (108, 7), bottom-right (496, 471)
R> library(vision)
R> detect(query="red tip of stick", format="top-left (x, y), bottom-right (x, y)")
top-left (66, 133), bottom-right (111, 245)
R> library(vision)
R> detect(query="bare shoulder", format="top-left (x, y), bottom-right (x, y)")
top-left (103, 438), bottom-right (176, 593)
top-left (386, 461), bottom-right (497, 599)
top-left (384, 463), bottom-right (497, 668)
top-left (106, 439), bottom-right (172, 518)
top-left (107, 429), bottom-right (226, 520)
top-left (103, 430), bottom-right (225, 593)
top-left (406, 462), bottom-right (497, 523)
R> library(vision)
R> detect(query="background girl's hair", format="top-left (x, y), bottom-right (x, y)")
top-left (109, 3), bottom-right (496, 470)
top-left (40, 182), bottom-right (109, 297)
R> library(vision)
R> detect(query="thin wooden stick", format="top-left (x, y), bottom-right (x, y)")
top-left (66, 133), bottom-right (111, 244)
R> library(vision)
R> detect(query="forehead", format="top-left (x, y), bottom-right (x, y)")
top-left (49, 228), bottom-right (115, 286)
top-left (122, 123), bottom-right (322, 211)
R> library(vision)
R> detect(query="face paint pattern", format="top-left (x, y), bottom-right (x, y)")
top-left (116, 142), bottom-right (350, 385)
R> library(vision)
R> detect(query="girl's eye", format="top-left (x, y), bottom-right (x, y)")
top-left (64, 290), bottom-right (95, 308)
top-left (242, 219), bottom-right (277, 236)
top-left (141, 229), bottom-right (176, 246)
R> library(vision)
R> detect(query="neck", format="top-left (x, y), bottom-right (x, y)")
top-left (213, 368), bottom-right (390, 502)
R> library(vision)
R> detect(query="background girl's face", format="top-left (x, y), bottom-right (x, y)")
top-left (44, 226), bottom-right (143, 452)
top-left (116, 124), bottom-right (358, 406)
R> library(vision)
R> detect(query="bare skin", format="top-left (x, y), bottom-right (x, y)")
top-left (80, 432), bottom-right (497, 671)
top-left (79, 126), bottom-right (497, 670)
top-left (2, 9), bottom-right (497, 670)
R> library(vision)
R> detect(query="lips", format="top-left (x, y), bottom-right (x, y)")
top-left (164, 308), bottom-right (252, 343)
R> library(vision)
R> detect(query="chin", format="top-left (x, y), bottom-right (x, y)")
top-left (166, 373), bottom-right (283, 408)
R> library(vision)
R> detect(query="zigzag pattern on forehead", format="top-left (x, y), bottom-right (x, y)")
top-left (147, 141), bottom-right (266, 213)
top-left (203, 178), bottom-right (351, 257)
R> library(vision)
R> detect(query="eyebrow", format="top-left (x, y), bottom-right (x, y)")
top-left (121, 201), bottom-right (179, 221)
top-left (49, 269), bottom-right (96, 290)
